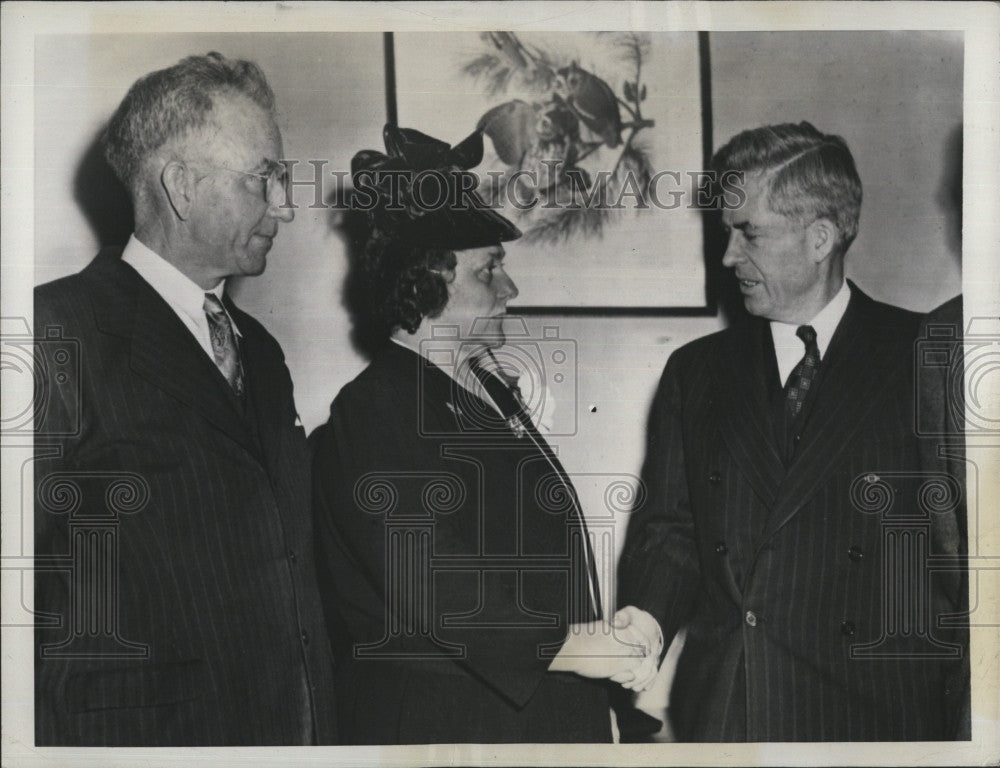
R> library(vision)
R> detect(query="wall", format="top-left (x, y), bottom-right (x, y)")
top-left (32, 30), bottom-right (963, 723)
top-left (710, 31), bottom-right (963, 310)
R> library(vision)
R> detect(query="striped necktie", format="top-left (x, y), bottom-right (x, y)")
top-left (203, 293), bottom-right (245, 397)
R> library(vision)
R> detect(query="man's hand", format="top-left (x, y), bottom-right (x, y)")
top-left (548, 620), bottom-right (649, 680)
top-left (608, 606), bottom-right (664, 691)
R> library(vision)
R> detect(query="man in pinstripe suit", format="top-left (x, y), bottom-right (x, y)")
top-left (33, 53), bottom-right (337, 745)
top-left (619, 122), bottom-right (968, 741)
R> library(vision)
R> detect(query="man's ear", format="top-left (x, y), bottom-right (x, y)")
top-left (161, 160), bottom-right (195, 220)
top-left (806, 217), bottom-right (839, 263)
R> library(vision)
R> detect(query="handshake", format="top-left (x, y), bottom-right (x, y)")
top-left (548, 606), bottom-right (664, 692)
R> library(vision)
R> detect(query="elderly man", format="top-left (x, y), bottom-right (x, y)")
top-left (618, 121), bottom-right (968, 741)
top-left (33, 53), bottom-right (336, 745)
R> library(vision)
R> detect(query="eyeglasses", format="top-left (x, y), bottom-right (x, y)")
top-left (190, 159), bottom-right (289, 205)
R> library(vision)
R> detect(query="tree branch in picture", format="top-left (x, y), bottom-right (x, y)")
top-left (464, 31), bottom-right (657, 244)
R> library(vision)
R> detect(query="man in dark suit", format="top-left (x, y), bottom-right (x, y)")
top-left (33, 52), bottom-right (337, 745)
top-left (618, 122), bottom-right (968, 741)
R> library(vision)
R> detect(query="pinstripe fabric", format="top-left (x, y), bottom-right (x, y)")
top-left (311, 342), bottom-right (611, 744)
top-left (34, 250), bottom-right (337, 746)
top-left (619, 283), bottom-right (967, 741)
top-left (915, 295), bottom-right (970, 740)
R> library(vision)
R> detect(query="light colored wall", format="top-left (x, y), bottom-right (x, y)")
top-left (33, 30), bottom-right (963, 722)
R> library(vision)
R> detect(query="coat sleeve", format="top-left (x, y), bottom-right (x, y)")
top-left (617, 349), bottom-right (702, 649)
top-left (311, 378), bottom-right (568, 708)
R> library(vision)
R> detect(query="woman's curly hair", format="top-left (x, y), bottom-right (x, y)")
top-left (344, 226), bottom-right (457, 351)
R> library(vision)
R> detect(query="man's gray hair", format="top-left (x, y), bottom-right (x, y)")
top-left (103, 51), bottom-right (276, 193)
top-left (712, 121), bottom-right (863, 259)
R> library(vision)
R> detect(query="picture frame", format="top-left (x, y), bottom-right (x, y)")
top-left (388, 31), bottom-right (717, 314)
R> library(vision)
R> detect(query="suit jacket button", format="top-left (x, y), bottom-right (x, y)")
top-left (715, 542), bottom-right (728, 555)
top-left (709, 471), bottom-right (722, 484)
top-left (848, 546), bottom-right (863, 562)
top-left (288, 548), bottom-right (298, 564)
top-left (841, 620), bottom-right (856, 637)
top-left (301, 629), bottom-right (310, 646)
top-left (745, 610), bottom-right (758, 627)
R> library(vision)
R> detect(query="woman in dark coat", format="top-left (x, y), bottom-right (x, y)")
top-left (311, 125), bottom-right (650, 744)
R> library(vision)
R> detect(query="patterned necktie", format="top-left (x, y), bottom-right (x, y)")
top-left (203, 293), bottom-right (245, 397)
top-left (467, 354), bottom-right (603, 620)
top-left (785, 324), bottom-right (820, 417)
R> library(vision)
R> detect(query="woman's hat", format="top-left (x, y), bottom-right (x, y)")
top-left (351, 124), bottom-right (521, 250)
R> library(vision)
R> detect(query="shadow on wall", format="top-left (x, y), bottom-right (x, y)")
top-left (938, 122), bottom-right (962, 267)
top-left (326, 186), bottom-right (386, 361)
top-left (74, 124), bottom-right (133, 248)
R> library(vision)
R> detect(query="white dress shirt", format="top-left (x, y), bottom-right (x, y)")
top-left (121, 234), bottom-right (240, 362)
top-left (770, 281), bottom-right (850, 386)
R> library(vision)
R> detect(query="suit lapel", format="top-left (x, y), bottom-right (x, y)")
top-left (93, 255), bottom-right (260, 459)
top-left (386, 343), bottom-right (509, 436)
top-left (227, 300), bottom-right (290, 474)
top-left (758, 286), bottom-right (901, 544)
top-left (717, 318), bottom-right (786, 510)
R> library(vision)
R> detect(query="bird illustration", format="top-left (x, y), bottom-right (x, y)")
top-left (556, 62), bottom-right (623, 148)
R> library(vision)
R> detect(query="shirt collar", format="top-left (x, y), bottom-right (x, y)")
top-left (121, 234), bottom-right (238, 336)
top-left (770, 280), bottom-right (850, 361)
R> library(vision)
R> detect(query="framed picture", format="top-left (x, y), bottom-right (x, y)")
top-left (390, 31), bottom-right (713, 313)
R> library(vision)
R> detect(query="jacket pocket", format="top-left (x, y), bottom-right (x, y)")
top-left (66, 659), bottom-right (207, 713)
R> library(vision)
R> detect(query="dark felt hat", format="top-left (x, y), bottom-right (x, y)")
top-left (351, 124), bottom-right (521, 250)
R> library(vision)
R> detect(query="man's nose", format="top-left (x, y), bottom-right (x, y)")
top-left (721, 235), bottom-right (740, 268)
top-left (498, 272), bottom-right (519, 302)
top-left (269, 198), bottom-right (295, 224)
